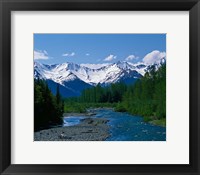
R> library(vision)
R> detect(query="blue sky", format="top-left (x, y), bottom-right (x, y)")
top-left (34, 34), bottom-right (166, 65)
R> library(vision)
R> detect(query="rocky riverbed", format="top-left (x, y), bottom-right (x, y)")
top-left (34, 117), bottom-right (110, 141)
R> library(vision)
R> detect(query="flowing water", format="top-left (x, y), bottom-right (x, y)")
top-left (63, 108), bottom-right (166, 141)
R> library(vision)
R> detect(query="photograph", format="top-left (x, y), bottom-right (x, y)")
top-left (34, 34), bottom-right (166, 141)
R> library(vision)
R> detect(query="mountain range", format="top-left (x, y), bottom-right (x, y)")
top-left (34, 59), bottom-right (165, 97)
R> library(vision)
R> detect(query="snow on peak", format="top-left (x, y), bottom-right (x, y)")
top-left (34, 61), bottom-right (160, 86)
top-left (115, 61), bottom-right (134, 70)
top-left (80, 63), bottom-right (110, 69)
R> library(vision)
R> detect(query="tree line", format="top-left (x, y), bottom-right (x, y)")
top-left (79, 83), bottom-right (127, 103)
top-left (34, 79), bottom-right (64, 131)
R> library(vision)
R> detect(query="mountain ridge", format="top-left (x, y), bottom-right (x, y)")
top-left (34, 59), bottom-right (165, 97)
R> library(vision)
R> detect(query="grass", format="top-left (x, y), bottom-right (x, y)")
top-left (64, 102), bottom-right (117, 113)
top-left (149, 118), bottom-right (166, 127)
top-left (115, 103), bottom-right (127, 112)
top-left (142, 115), bottom-right (166, 127)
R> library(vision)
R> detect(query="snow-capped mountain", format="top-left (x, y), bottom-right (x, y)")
top-left (34, 59), bottom-right (165, 97)
top-left (34, 61), bottom-right (146, 85)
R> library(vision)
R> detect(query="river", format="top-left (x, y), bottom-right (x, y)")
top-left (63, 108), bottom-right (166, 141)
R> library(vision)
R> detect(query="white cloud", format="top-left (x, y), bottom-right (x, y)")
top-left (86, 53), bottom-right (90, 56)
top-left (104, 54), bottom-right (117, 62)
top-left (62, 53), bottom-right (69, 56)
top-left (71, 52), bottom-right (75, 56)
top-left (125, 55), bottom-right (138, 61)
top-left (62, 52), bottom-right (75, 57)
top-left (34, 50), bottom-right (49, 60)
top-left (143, 50), bottom-right (166, 65)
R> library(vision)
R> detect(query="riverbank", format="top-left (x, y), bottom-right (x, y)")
top-left (34, 117), bottom-right (110, 141)
top-left (148, 118), bottom-right (166, 127)
top-left (115, 107), bottom-right (166, 127)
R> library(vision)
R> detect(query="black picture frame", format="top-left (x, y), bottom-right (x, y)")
top-left (0, 0), bottom-right (200, 174)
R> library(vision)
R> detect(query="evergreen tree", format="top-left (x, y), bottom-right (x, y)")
top-left (56, 84), bottom-right (61, 104)
top-left (119, 64), bottom-right (166, 120)
top-left (34, 79), bottom-right (63, 131)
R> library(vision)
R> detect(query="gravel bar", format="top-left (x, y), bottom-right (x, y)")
top-left (34, 118), bottom-right (110, 141)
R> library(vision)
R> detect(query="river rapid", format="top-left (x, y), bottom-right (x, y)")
top-left (63, 108), bottom-right (166, 141)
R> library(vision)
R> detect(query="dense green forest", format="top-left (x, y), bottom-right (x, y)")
top-left (64, 64), bottom-right (166, 126)
top-left (116, 64), bottom-right (166, 126)
top-left (34, 79), bottom-right (64, 131)
top-left (80, 83), bottom-right (127, 103)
